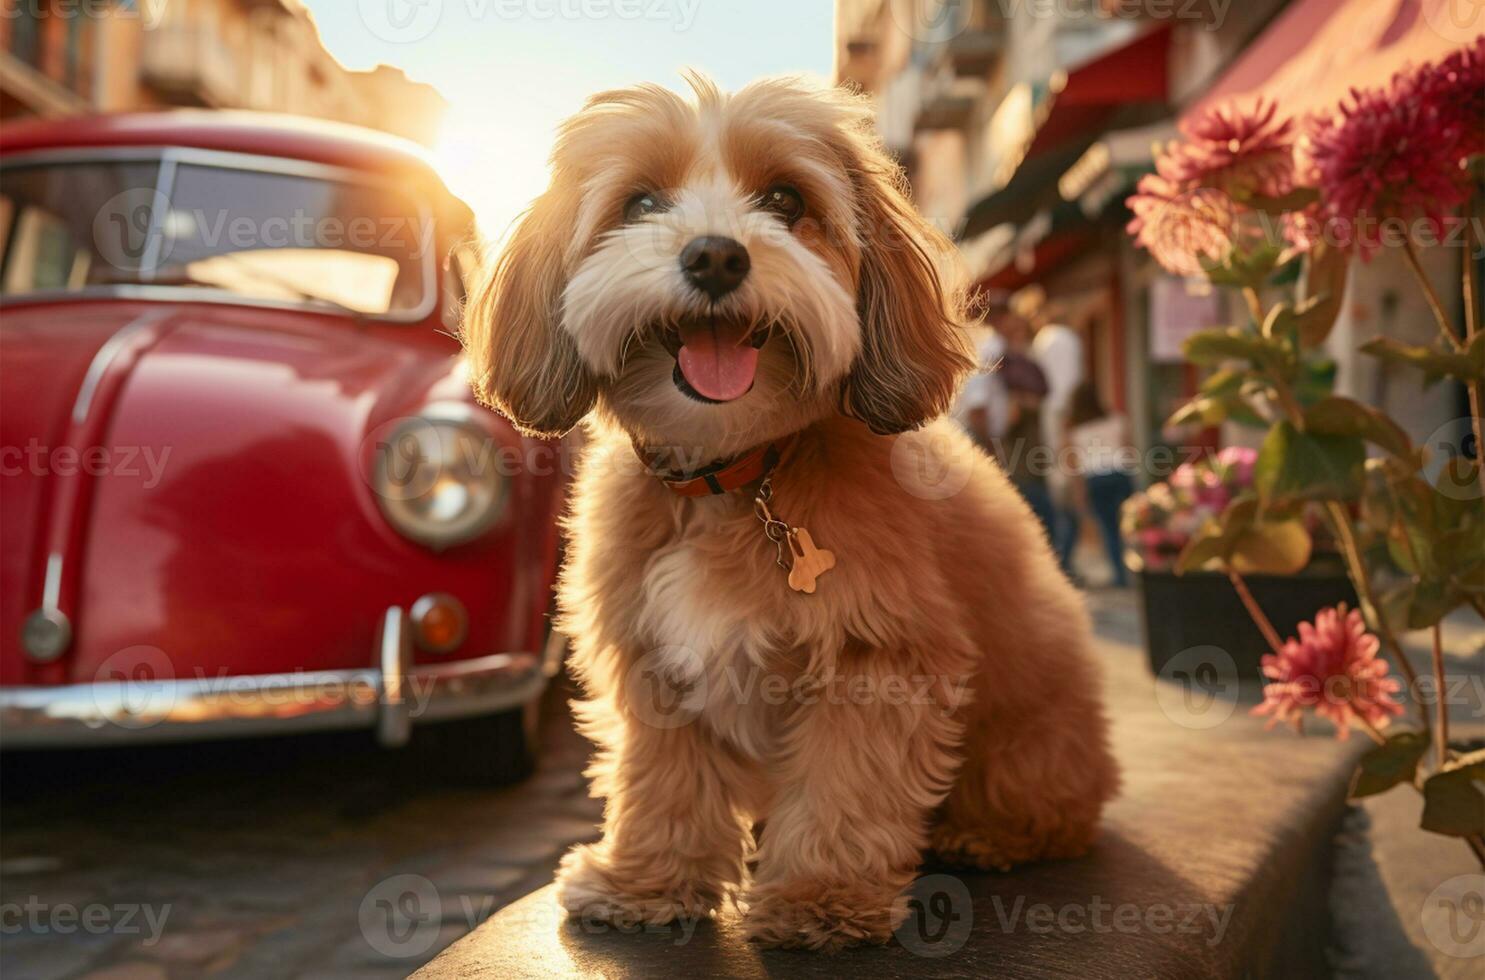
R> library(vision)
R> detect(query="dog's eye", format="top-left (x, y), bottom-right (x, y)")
top-left (759, 185), bottom-right (805, 226)
top-left (623, 192), bottom-right (667, 222)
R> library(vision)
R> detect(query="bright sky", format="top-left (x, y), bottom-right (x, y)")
top-left (300, 1), bottom-right (836, 241)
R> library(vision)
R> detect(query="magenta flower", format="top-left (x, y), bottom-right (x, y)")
top-left (1126, 175), bottom-right (1238, 277)
top-left (1306, 72), bottom-right (1472, 259)
top-left (1159, 98), bottom-right (1298, 200)
top-left (1401, 36), bottom-right (1484, 162)
top-left (1251, 604), bottom-right (1404, 739)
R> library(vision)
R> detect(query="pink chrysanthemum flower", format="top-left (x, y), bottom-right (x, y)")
top-left (1307, 76), bottom-right (1471, 259)
top-left (1401, 36), bottom-right (1485, 161)
top-left (1158, 98), bottom-right (1298, 200)
top-left (1251, 604), bottom-right (1404, 739)
top-left (1126, 175), bottom-right (1238, 276)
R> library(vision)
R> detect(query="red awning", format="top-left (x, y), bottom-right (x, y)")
top-left (980, 229), bottom-right (1097, 293)
top-left (1184, 0), bottom-right (1481, 124)
top-left (1024, 25), bottom-right (1172, 161)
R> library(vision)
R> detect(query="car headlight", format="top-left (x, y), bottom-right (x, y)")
top-left (372, 409), bottom-right (507, 549)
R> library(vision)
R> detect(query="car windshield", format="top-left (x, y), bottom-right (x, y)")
top-left (0, 156), bottom-right (433, 316)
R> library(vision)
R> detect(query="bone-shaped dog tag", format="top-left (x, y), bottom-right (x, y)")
top-left (786, 527), bottom-right (836, 594)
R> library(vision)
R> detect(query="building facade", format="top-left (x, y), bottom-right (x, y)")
top-left (0, 0), bottom-right (446, 146)
top-left (836, 0), bottom-right (1474, 465)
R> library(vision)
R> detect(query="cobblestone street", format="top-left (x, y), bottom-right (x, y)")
top-left (3, 593), bottom-right (1481, 980)
top-left (0, 677), bottom-right (601, 980)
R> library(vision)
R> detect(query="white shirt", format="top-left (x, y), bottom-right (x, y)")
top-left (1031, 323), bottom-right (1083, 492)
top-left (953, 329), bottom-right (1008, 440)
top-left (1069, 414), bottom-right (1136, 476)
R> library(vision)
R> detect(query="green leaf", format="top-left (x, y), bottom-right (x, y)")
top-left (1175, 525), bottom-right (1229, 575)
top-left (1377, 582), bottom-right (1415, 636)
top-left (1304, 396), bottom-right (1412, 457)
top-left (1293, 241), bottom-right (1349, 348)
top-left (1349, 730), bottom-right (1429, 800)
top-left (1184, 327), bottom-right (1285, 368)
top-left (1261, 303), bottom-right (1297, 341)
top-left (1360, 337), bottom-right (1484, 384)
top-left (1200, 367), bottom-right (1250, 398)
top-left (1167, 396), bottom-right (1230, 429)
top-left (1420, 754), bottom-right (1485, 837)
top-left (1175, 497), bottom-right (1256, 574)
top-left (1255, 421), bottom-right (1367, 507)
top-left (1202, 242), bottom-right (1284, 292)
top-left (1406, 579), bottom-right (1458, 630)
top-left (1228, 519), bottom-right (1313, 575)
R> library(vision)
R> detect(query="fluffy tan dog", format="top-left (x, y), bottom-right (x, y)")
top-left (463, 73), bottom-right (1118, 951)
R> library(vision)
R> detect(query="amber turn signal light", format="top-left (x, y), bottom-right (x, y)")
top-left (410, 593), bottom-right (468, 654)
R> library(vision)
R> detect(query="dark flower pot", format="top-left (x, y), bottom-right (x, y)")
top-left (1135, 565), bottom-right (1359, 680)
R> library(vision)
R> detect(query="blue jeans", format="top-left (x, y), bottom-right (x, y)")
top-left (1087, 471), bottom-right (1135, 587)
top-left (1054, 504), bottom-right (1081, 576)
top-left (1014, 479), bottom-right (1055, 544)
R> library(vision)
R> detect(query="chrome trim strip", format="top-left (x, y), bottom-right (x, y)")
top-left (378, 607), bottom-right (413, 748)
top-left (138, 153), bottom-right (177, 279)
top-left (41, 553), bottom-right (63, 611)
top-left (0, 146), bottom-right (439, 324)
top-left (0, 651), bottom-right (545, 749)
top-left (0, 145), bottom-right (430, 193)
top-left (71, 309), bottom-right (170, 424)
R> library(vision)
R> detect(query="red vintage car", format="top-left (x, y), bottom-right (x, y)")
top-left (0, 112), bottom-right (566, 782)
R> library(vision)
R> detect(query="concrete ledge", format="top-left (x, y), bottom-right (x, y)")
top-left (418, 620), bottom-right (1365, 978)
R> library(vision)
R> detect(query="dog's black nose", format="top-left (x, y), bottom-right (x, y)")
top-left (680, 236), bottom-right (750, 300)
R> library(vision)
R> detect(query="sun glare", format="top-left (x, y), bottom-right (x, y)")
top-left (430, 100), bottom-right (555, 247)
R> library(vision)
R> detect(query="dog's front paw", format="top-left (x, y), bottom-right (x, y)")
top-left (555, 843), bottom-right (718, 927)
top-left (742, 884), bottom-right (906, 952)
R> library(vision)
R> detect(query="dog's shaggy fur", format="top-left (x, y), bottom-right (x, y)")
top-left (463, 73), bottom-right (1119, 951)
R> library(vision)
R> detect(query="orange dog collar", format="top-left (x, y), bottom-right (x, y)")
top-left (637, 436), bottom-right (794, 497)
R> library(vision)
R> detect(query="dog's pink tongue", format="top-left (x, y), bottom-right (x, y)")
top-left (676, 320), bottom-right (758, 402)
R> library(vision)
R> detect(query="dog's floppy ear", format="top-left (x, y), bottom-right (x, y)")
top-left (462, 188), bottom-right (597, 438)
top-left (840, 146), bottom-right (973, 435)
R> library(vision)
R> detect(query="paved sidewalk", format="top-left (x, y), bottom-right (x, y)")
top-left (2, 591), bottom-right (1479, 979)
top-left (0, 680), bottom-right (601, 980)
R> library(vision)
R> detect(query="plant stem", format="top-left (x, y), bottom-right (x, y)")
top-left (1461, 201), bottom-right (1485, 483)
top-left (1227, 568), bottom-right (1286, 654)
top-left (1323, 499), bottom-right (1426, 729)
top-left (1259, 362), bottom-right (1430, 733)
top-left (1354, 712), bottom-right (1389, 746)
top-left (1242, 286), bottom-right (1266, 329)
top-left (1401, 238), bottom-right (1463, 351)
top-left (1430, 624), bottom-right (1449, 770)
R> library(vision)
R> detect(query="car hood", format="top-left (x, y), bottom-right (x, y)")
top-left (1, 301), bottom-right (468, 684)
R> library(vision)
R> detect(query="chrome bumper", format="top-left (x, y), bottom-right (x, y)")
top-left (0, 608), bottom-right (548, 749)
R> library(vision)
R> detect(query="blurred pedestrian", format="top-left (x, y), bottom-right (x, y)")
top-left (1067, 381), bottom-right (1136, 588)
top-left (1015, 286), bottom-right (1085, 576)
top-left (953, 307), bottom-right (1009, 453)
top-left (998, 348), bottom-right (1055, 540)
